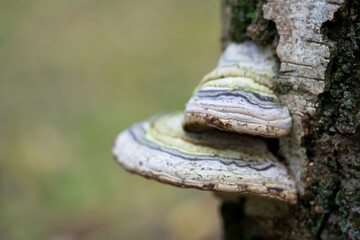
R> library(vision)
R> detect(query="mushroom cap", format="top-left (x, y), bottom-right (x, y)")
top-left (113, 112), bottom-right (297, 203)
top-left (183, 41), bottom-right (292, 137)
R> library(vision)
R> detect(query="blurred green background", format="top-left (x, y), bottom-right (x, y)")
top-left (0, 0), bottom-right (222, 239)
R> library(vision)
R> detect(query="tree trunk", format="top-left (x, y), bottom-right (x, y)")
top-left (219, 0), bottom-right (360, 239)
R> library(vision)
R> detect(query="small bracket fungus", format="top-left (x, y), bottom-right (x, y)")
top-left (183, 41), bottom-right (292, 137)
top-left (113, 112), bottom-right (297, 203)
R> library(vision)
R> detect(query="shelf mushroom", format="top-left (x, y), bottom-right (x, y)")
top-left (113, 112), bottom-right (297, 203)
top-left (183, 41), bottom-right (292, 138)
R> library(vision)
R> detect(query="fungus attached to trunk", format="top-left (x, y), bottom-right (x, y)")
top-left (113, 112), bottom-right (297, 203)
top-left (183, 41), bottom-right (292, 137)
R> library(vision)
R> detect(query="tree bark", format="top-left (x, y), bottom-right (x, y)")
top-left (220, 0), bottom-right (360, 239)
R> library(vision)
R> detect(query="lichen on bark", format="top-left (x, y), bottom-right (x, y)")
top-left (263, 0), bottom-right (345, 196)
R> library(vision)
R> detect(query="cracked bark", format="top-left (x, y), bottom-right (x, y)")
top-left (220, 0), bottom-right (360, 239)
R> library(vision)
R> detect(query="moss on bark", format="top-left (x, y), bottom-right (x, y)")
top-left (301, 0), bottom-right (360, 238)
top-left (221, 0), bottom-right (277, 46)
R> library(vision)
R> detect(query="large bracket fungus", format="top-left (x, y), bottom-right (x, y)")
top-left (113, 41), bottom-right (297, 204)
top-left (113, 112), bottom-right (296, 203)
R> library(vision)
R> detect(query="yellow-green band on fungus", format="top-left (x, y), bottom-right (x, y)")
top-left (183, 41), bottom-right (292, 137)
top-left (113, 112), bottom-right (297, 203)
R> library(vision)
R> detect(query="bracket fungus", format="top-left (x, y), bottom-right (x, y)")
top-left (113, 112), bottom-right (297, 203)
top-left (113, 41), bottom-right (297, 204)
top-left (183, 41), bottom-right (292, 137)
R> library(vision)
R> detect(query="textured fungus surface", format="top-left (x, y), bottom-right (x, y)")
top-left (183, 41), bottom-right (292, 137)
top-left (113, 112), bottom-right (297, 203)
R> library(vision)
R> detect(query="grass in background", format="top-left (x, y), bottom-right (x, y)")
top-left (0, 0), bottom-right (221, 239)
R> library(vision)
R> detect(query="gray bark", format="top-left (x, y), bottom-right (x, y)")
top-left (220, 0), bottom-right (360, 239)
